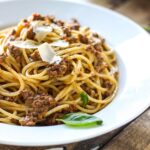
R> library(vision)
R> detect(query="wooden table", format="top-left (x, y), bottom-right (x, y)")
top-left (0, 0), bottom-right (150, 149)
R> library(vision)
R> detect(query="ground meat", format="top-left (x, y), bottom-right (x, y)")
top-left (48, 64), bottom-right (67, 78)
top-left (48, 59), bottom-right (70, 78)
top-left (66, 104), bottom-right (77, 113)
top-left (93, 43), bottom-right (103, 52)
top-left (92, 32), bottom-right (99, 38)
top-left (20, 93), bottom-right (56, 126)
top-left (42, 104), bottom-right (77, 125)
top-left (86, 45), bottom-right (102, 59)
top-left (95, 61), bottom-right (108, 73)
top-left (70, 18), bottom-right (80, 30)
top-left (26, 27), bottom-right (35, 40)
top-left (103, 80), bottom-right (113, 89)
top-left (8, 45), bottom-right (22, 62)
top-left (45, 15), bottom-right (55, 23)
top-left (29, 94), bottom-right (55, 117)
top-left (56, 20), bottom-right (65, 26)
top-left (63, 36), bottom-right (78, 44)
top-left (92, 32), bottom-right (103, 39)
top-left (0, 94), bottom-right (17, 102)
top-left (31, 94), bottom-right (53, 108)
top-left (23, 19), bottom-right (28, 23)
top-left (63, 27), bottom-right (71, 37)
top-left (31, 13), bottom-right (45, 21)
top-left (21, 89), bottom-right (34, 100)
top-left (102, 80), bottom-right (113, 99)
top-left (20, 116), bottom-right (36, 126)
top-left (10, 29), bottom-right (16, 36)
top-left (30, 50), bottom-right (41, 61)
top-left (0, 54), bottom-right (6, 64)
top-left (71, 18), bottom-right (79, 24)
top-left (78, 34), bottom-right (89, 44)
top-left (89, 45), bottom-right (108, 73)
top-left (0, 95), bottom-right (4, 100)
top-left (20, 89), bottom-right (35, 105)
top-left (81, 84), bottom-right (96, 97)
top-left (11, 118), bottom-right (19, 125)
top-left (5, 97), bottom-right (17, 102)
top-left (43, 113), bottom-right (64, 125)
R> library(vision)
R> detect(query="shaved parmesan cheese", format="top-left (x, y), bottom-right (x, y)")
top-left (110, 67), bottom-right (118, 75)
top-left (34, 26), bottom-right (52, 33)
top-left (20, 28), bottom-right (28, 40)
top-left (9, 40), bottom-right (39, 49)
top-left (31, 21), bottom-right (64, 41)
top-left (30, 21), bottom-right (45, 28)
top-left (33, 26), bottom-right (52, 42)
top-left (50, 55), bottom-right (62, 64)
top-left (50, 23), bottom-right (64, 36)
top-left (38, 43), bottom-right (62, 64)
top-left (9, 39), bottom-right (69, 50)
top-left (49, 40), bottom-right (69, 47)
top-left (30, 21), bottom-right (53, 42)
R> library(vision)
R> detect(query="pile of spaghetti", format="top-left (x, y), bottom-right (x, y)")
top-left (0, 14), bottom-right (118, 126)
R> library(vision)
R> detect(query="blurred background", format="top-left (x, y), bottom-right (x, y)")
top-left (74, 0), bottom-right (150, 30)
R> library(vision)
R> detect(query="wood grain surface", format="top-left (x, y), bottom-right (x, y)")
top-left (0, 0), bottom-right (150, 150)
top-left (101, 108), bottom-right (150, 150)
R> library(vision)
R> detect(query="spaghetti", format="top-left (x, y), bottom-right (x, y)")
top-left (0, 14), bottom-right (118, 126)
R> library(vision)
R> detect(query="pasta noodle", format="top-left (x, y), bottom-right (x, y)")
top-left (0, 14), bottom-right (118, 126)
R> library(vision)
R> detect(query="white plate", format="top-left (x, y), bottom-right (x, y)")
top-left (0, 0), bottom-right (150, 146)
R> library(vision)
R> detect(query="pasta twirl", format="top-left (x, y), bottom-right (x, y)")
top-left (0, 14), bottom-right (118, 126)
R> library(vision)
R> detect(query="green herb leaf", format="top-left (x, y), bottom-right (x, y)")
top-left (144, 26), bottom-right (150, 32)
top-left (57, 112), bottom-right (103, 127)
top-left (80, 92), bottom-right (89, 107)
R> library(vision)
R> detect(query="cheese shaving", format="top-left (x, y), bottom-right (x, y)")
top-left (38, 43), bottom-right (62, 64)
top-left (9, 40), bottom-right (39, 49)
top-left (50, 23), bottom-right (64, 36)
top-left (49, 40), bottom-right (69, 47)
top-left (9, 40), bottom-right (69, 49)
top-left (33, 26), bottom-right (52, 42)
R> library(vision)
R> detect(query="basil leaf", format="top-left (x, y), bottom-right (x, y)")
top-left (80, 92), bottom-right (89, 107)
top-left (57, 113), bottom-right (103, 127)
